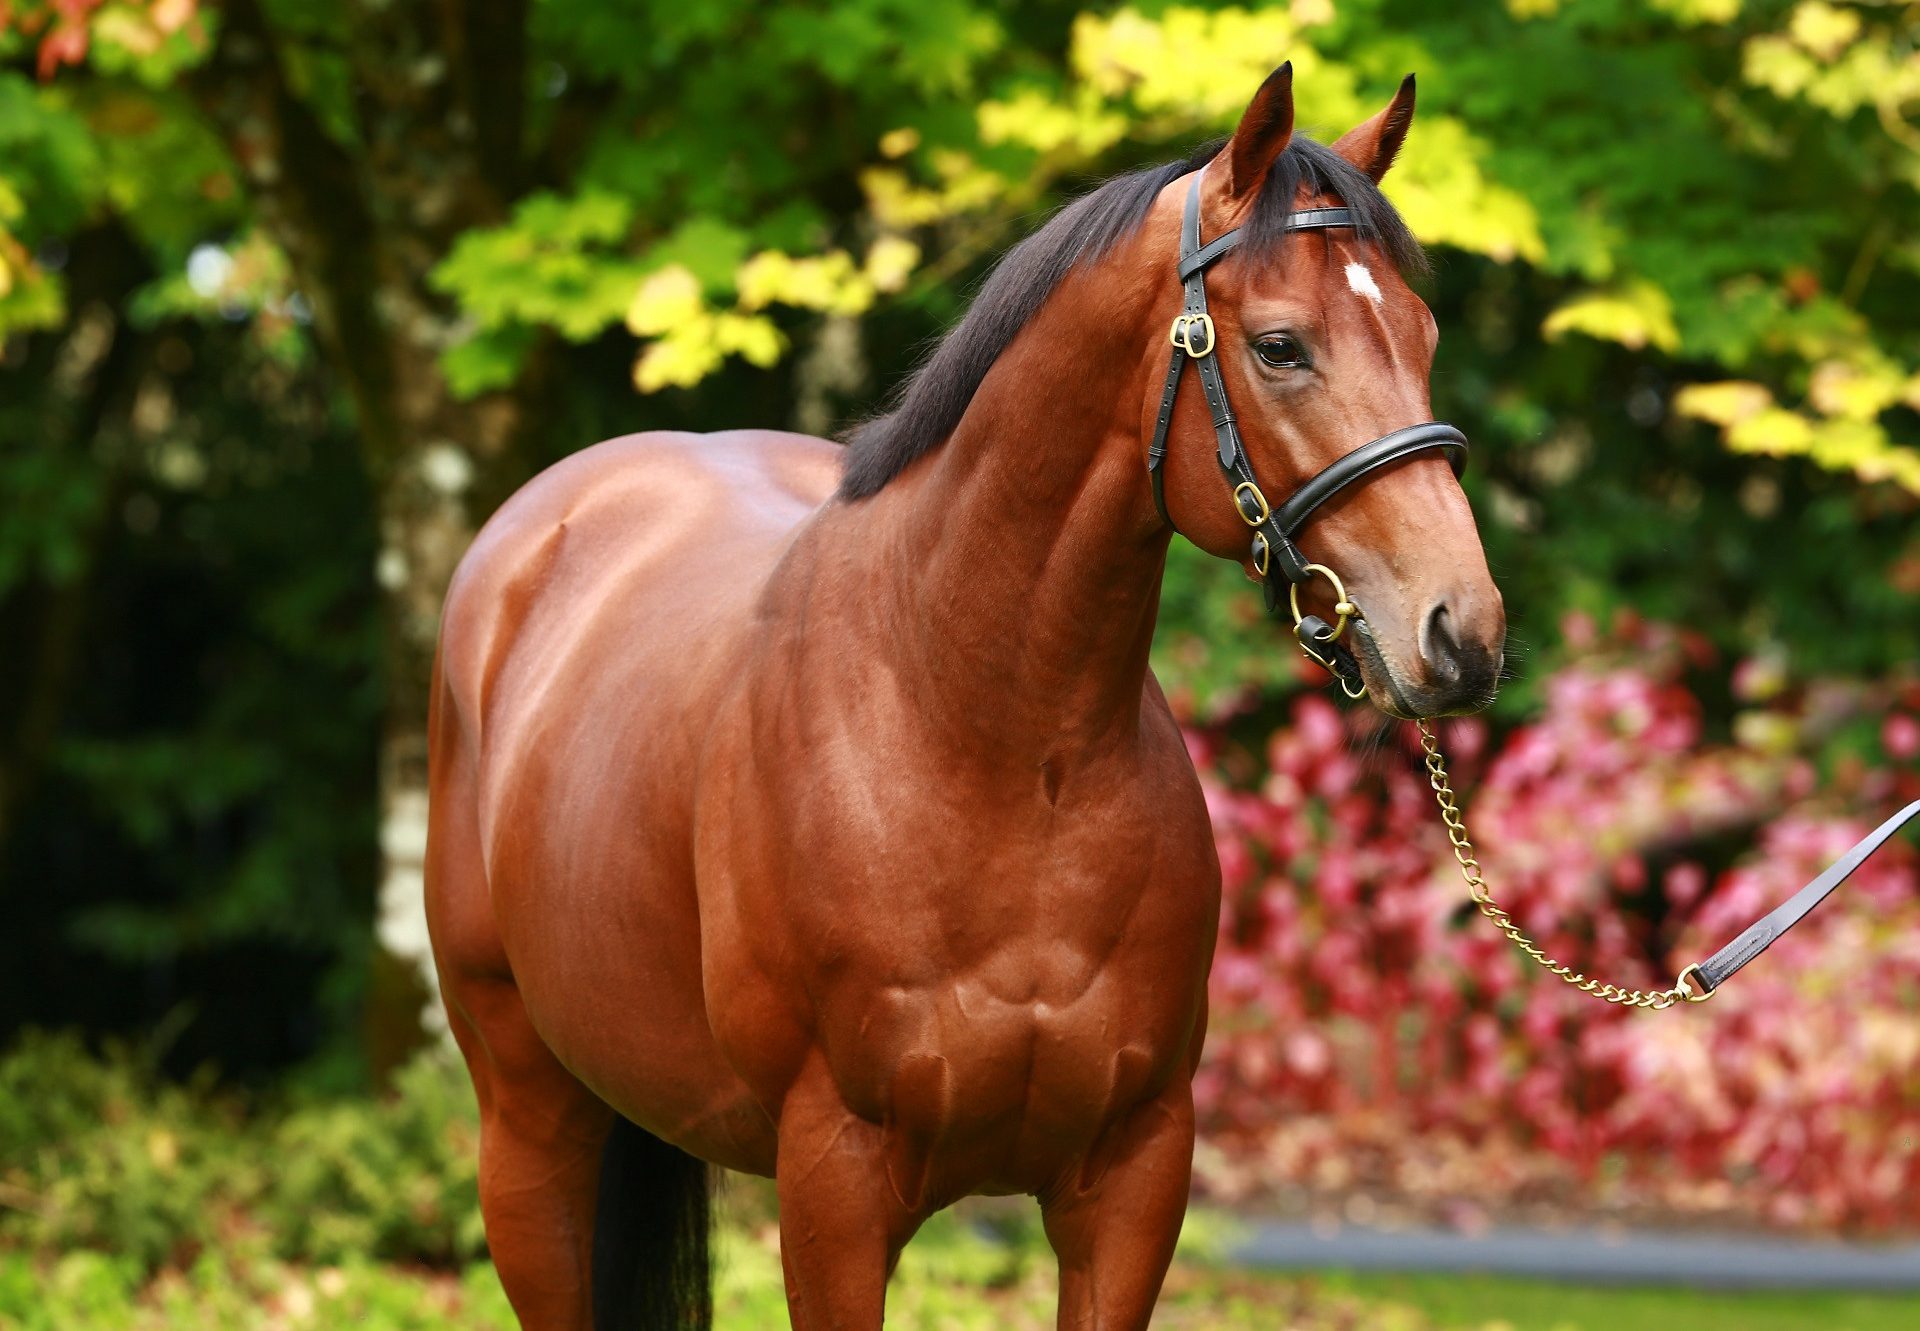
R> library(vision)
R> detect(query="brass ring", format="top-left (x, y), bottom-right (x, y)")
top-left (1288, 562), bottom-right (1358, 642)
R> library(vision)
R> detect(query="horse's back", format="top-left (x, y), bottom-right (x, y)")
top-left (438, 428), bottom-right (840, 769)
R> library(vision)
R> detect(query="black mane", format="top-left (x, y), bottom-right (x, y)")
top-left (838, 136), bottom-right (1427, 499)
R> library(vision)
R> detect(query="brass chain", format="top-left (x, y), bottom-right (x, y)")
top-left (1416, 719), bottom-right (1710, 1011)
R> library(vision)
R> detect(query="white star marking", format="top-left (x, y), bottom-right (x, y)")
top-left (1345, 261), bottom-right (1384, 306)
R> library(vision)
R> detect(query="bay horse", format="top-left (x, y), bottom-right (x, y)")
top-left (426, 63), bottom-right (1504, 1331)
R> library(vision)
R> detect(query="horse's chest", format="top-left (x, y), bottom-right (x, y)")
top-left (800, 839), bottom-right (1218, 1177)
top-left (702, 708), bottom-right (1222, 1187)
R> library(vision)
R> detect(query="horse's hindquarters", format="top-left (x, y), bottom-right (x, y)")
top-left (428, 429), bottom-right (842, 1177)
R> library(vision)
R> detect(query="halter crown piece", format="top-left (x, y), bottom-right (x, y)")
top-left (1146, 168), bottom-right (1920, 1008)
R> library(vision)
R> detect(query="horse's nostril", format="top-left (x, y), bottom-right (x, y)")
top-left (1420, 602), bottom-right (1462, 683)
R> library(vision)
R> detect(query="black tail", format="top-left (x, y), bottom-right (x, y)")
top-left (591, 1115), bottom-right (712, 1331)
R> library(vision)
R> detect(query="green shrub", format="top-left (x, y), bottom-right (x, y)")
top-left (260, 1054), bottom-right (484, 1265)
top-left (0, 1247), bottom-right (521, 1331)
top-left (0, 1033), bottom-right (482, 1273)
top-left (0, 1032), bottom-right (254, 1272)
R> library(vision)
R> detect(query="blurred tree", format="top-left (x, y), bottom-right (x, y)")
top-left (1, 0), bottom-right (1081, 1060)
top-left (0, 219), bottom-right (382, 1073)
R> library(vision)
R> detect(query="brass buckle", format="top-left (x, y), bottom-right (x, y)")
top-left (1168, 312), bottom-right (1216, 358)
top-left (1287, 562), bottom-right (1359, 643)
top-left (1289, 562), bottom-right (1366, 700)
top-left (1232, 481), bottom-right (1270, 527)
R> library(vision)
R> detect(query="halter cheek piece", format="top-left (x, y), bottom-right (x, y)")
top-left (1147, 174), bottom-right (1468, 696)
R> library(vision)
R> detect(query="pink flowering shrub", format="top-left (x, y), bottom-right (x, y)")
top-left (1190, 615), bottom-right (1920, 1232)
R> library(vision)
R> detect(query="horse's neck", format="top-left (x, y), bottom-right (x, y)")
top-left (865, 274), bottom-right (1172, 761)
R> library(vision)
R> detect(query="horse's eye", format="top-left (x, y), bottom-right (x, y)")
top-left (1254, 335), bottom-right (1309, 370)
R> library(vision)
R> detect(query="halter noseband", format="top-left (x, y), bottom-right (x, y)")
top-left (1147, 173), bottom-right (1468, 696)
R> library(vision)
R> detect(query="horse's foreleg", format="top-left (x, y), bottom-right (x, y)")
top-left (774, 1067), bottom-right (921, 1331)
top-left (1039, 1078), bottom-right (1195, 1331)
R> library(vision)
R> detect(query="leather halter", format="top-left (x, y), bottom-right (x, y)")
top-left (1141, 179), bottom-right (1920, 1006)
top-left (1146, 173), bottom-right (1467, 688)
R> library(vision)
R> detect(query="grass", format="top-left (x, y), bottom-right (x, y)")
top-left (7, 1204), bottom-right (1919, 1330)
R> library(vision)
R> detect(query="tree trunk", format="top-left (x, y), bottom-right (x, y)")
top-left (192, 0), bottom-right (537, 1070)
top-left (370, 380), bottom-right (529, 1057)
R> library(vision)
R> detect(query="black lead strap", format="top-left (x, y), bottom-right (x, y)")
top-left (1691, 798), bottom-right (1920, 994)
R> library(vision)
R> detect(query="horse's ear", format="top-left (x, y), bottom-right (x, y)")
top-left (1224, 62), bottom-right (1296, 201)
top-left (1332, 74), bottom-right (1417, 183)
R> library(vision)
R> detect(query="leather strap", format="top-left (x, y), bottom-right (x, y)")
top-left (1178, 231), bottom-right (1245, 282)
top-left (1270, 423), bottom-right (1467, 536)
top-left (1173, 180), bottom-right (1316, 587)
top-left (1146, 345), bottom-right (1184, 524)
top-left (1174, 208), bottom-right (1356, 281)
top-left (1692, 798), bottom-right (1920, 994)
top-left (1146, 175), bottom-right (1467, 612)
top-left (1281, 207), bottom-right (1355, 233)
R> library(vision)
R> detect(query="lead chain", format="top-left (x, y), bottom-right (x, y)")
top-left (1416, 720), bottom-right (1705, 1011)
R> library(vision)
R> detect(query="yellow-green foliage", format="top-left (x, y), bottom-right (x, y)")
top-left (7, 0), bottom-right (1917, 501)
top-left (687, 1), bottom-right (1914, 493)
top-left (5, 1), bottom-right (1917, 490)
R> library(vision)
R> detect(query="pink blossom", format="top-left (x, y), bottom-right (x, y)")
top-left (1191, 622), bottom-right (1920, 1233)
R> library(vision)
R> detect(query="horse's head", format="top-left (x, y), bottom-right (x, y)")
top-left (1153, 65), bottom-right (1504, 717)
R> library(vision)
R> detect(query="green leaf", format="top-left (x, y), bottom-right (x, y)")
top-left (440, 322), bottom-right (539, 398)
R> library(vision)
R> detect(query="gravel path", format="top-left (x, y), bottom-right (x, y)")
top-left (1232, 1219), bottom-right (1920, 1290)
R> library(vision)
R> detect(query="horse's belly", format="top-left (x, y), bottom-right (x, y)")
top-left (493, 841), bottom-right (781, 1175)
